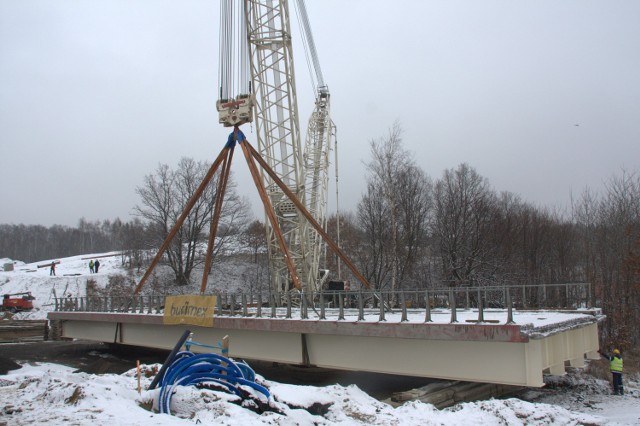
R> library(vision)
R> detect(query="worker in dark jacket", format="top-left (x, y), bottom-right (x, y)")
top-left (599, 348), bottom-right (624, 395)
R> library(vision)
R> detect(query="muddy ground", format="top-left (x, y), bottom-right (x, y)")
top-left (0, 341), bottom-right (167, 375)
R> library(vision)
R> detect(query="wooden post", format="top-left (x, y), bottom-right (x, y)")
top-left (136, 360), bottom-right (141, 394)
top-left (222, 335), bottom-right (229, 358)
top-left (221, 335), bottom-right (230, 377)
top-left (200, 146), bottom-right (235, 294)
top-left (239, 140), bottom-right (303, 290)
top-left (244, 140), bottom-right (372, 289)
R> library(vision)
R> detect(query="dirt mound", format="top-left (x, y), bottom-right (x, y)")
top-left (0, 357), bottom-right (22, 375)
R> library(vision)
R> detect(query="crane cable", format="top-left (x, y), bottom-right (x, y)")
top-left (219, 0), bottom-right (230, 100)
top-left (293, 0), bottom-right (325, 94)
top-left (219, 0), bottom-right (250, 101)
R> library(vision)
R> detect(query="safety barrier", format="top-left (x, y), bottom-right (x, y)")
top-left (54, 282), bottom-right (592, 325)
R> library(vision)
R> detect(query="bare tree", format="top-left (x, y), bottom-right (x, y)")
top-left (238, 220), bottom-right (269, 292)
top-left (432, 163), bottom-right (496, 287)
top-left (358, 182), bottom-right (393, 289)
top-left (358, 123), bottom-right (433, 294)
top-left (240, 220), bottom-right (267, 264)
top-left (594, 170), bottom-right (640, 346)
top-left (134, 157), bottom-right (249, 285)
top-left (572, 188), bottom-right (600, 304)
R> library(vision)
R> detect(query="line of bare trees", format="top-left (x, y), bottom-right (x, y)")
top-left (0, 218), bottom-right (150, 265)
top-left (572, 172), bottom-right (640, 348)
top-left (326, 124), bottom-right (639, 347)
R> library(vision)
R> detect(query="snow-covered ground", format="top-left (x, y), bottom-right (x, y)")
top-left (2, 252), bottom-right (639, 424)
top-left (1, 253), bottom-right (125, 320)
top-left (2, 360), bottom-right (638, 425)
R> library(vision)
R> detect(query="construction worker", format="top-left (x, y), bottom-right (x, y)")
top-left (599, 348), bottom-right (624, 395)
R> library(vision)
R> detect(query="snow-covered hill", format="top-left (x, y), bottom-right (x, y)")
top-left (0, 251), bottom-right (263, 320)
top-left (1, 252), bottom-right (124, 320)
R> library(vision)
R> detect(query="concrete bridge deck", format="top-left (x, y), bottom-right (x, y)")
top-left (49, 306), bottom-right (601, 387)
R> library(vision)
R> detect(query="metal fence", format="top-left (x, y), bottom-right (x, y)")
top-left (55, 282), bottom-right (592, 324)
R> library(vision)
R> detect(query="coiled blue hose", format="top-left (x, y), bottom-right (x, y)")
top-left (157, 351), bottom-right (270, 414)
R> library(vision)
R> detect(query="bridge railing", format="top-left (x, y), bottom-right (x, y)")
top-left (54, 282), bottom-right (593, 324)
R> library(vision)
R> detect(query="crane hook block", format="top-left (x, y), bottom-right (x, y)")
top-left (216, 93), bottom-right (255, 127)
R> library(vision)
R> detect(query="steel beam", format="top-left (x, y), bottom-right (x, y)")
top-left (49, 312), bottom-right (599, 387)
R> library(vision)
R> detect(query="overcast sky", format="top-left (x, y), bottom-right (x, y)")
top-left (1, 0), bottom-right (639, 227)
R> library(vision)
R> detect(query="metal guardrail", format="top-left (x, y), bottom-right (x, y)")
top-left (54, 282), bottom-right (592, 325)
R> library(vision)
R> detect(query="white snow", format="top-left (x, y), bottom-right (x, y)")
top-left (1, 252), bottom-right (124, 320)
top-left (4, 361), bottom-right (636, 425)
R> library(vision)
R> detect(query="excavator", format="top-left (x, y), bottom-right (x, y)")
top-left (2, 292), bottom-right (35, 312)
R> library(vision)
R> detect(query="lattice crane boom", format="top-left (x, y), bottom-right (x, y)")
top-left (302, 89), bottom-right (334, 289)
top-left (243, 0), bottom-right (312, 292)
top-left (216, 0), bottom-right (333, 293)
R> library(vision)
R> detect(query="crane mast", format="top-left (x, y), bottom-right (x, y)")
top-left (302, 89), bottom-right (333, 289)
top-left (294, 0), bottom-right (335, 290)
top-left (243, 0), bottom-right (317, 292)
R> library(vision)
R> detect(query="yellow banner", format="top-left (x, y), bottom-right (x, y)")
top-left (163, 295), bottom-right (216, 327)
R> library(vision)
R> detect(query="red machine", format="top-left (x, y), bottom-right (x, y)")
top-left (2, 292), bottom-right (35, 312)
